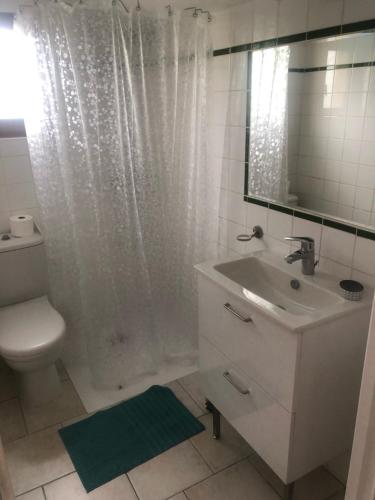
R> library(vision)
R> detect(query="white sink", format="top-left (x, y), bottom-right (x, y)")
top-left (195, 250), bottom-right (372, 331)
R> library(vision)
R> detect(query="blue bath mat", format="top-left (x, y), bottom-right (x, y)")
top-left (59, 385), bottom-right (205, 492)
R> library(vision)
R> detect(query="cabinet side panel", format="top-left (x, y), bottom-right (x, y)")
top-left (289, 309), bottom-right (370, 482)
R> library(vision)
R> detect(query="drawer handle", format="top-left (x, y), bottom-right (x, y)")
top-left (224, 302), bottom-right (252, 323)
top-left (223, 370), bottom-right (250, 395)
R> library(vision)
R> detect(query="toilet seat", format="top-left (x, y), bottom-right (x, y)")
top-left (0, 296), bottom-right (65, 360)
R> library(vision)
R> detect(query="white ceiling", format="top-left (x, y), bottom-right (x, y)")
top-left (0, 0), bottom-right (249, 13)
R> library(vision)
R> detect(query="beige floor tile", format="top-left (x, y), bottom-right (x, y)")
top-left (61, 412), bottom-right (92, 428)
top-left (177, 373), bottom-right (207, 412)
top-left (0, 359), bottom-right (18, 402)
top-left (294, 467), bottom-right (344, 500)
top-left (128, 441), bottom-right (212, 500)
top-left (55, 360), bottom-right (69, 382)
top-left (0, 398), bottom-right (26, 443)
top-left (5, 425), bottom-right (74, 496)
top-left (22, 380), bottom-right (86, 433)
top-left (44, 472), bottom-right (137, 500)
top-left (185, 460), bottom-right (279, 500)
top-left (16, 488), bottom-right (45, 500)
top-left (249, 452), bottom-right (344, 500)
top-left (248, 452), bottom-right (287, 497)
top-left (328, 492), bottom-right (345, 500)
top-left (165, 381), bottom-right (205, 418)
top-left (168, 494), bottom-right (187, 500)
top-left (191, 414), bottom-right (253, 472)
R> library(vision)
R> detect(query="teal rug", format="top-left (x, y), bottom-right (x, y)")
top-left (59, 385), bottom-right (205, 492)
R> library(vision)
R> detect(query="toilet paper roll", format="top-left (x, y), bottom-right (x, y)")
top-left (9, 215), bottom-right (34, 238)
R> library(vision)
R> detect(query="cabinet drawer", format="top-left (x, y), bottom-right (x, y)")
top-left (198, 275), bottom-right (299, 411)
top-left (199, 335), bottom-right (293, 482)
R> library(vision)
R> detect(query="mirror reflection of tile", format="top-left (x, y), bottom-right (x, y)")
top-left (247, 31), bottom-right (375, 229)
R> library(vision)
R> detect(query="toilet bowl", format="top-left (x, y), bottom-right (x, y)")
top-left (0, 228), bottom-right (66, 406)
top-left (0, 296), bottom-right (65, 406)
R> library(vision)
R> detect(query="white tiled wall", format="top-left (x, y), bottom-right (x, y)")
top-left (209, 0), bottom-right (375, 483)
top-left (0, 137), bottom-right (40, 232)
top-left (211, 0), bottom-right (375, 51)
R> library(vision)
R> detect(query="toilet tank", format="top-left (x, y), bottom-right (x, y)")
top-left (0, 228), bottom-right (49, 307)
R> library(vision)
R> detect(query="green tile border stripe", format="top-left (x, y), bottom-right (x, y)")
top-left (269, 203), bottom-right (294, 215)
top-left (243, 195), bottom-right (375, 240)
top-left (289, 61), bottom-right (375, 73)
top-left (357, 229), bottom-right (375, 241)
top-left (323, 218), bottom-right (357, 234)
top-left (213, 19), bottom-right (375, 57)
top-left (294, 211), bottom-right (322, 224)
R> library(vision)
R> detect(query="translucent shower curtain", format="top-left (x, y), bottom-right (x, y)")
top-left (17, 1), bottom-right (218, 388)
top-left (248, 46), bottom-right (290, 203)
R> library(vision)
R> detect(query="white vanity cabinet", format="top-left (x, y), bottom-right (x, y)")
top-left (197, 272), bottom-right (370, 484)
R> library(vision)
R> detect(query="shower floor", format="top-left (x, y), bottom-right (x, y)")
top-left (65, 362), bottom-right (198, 413)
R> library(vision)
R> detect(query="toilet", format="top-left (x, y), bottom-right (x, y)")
top-left (0, 228), bottom-right (65, 406)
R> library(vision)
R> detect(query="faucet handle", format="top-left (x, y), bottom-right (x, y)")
top-left (284, 236), bottom-right (314, 251)
top-left (284, 236), bottom-right (314, 243)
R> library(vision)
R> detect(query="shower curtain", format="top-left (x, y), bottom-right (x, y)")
top-left (248, 46), bottom-right (290, 203)
top-left (16, 1), bottom-right (219, 388)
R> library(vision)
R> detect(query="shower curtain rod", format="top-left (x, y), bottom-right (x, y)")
top-left (19, 0), bottom-right (213, 21)
top-left (22, 0), bottom-right (131, 12)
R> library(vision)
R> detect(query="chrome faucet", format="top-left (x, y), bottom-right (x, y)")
top-left (284, 236), bottom-right (317, 275)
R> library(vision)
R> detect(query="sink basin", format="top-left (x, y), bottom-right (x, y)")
top-left (214, 257), bottom-right (341, 316)
top-left (195, 250), bottom-right (372, 331)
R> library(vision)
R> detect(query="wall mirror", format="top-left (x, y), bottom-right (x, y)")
top-left (245, 29), bottom-right (375, 231)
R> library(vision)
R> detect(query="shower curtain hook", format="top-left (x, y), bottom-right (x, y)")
top-left (184, 7), bottom-right (199, 17)
top-left (200, 10), bottom-right (213, 22)
top-left (136, 0), bottom-right (141, 11)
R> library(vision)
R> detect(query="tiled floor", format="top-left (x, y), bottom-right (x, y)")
top-left (0, 362), bottom-right (346, 500)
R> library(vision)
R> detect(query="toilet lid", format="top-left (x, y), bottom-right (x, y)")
top-left (0, 296), bottom-right (65, 358)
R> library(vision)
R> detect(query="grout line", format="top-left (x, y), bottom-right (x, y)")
top-left (0, 393), bottom-right (19, 405)
top-left (340, 0), bottom-right (346, 27)
top-left (323, 465), bottom-right (347, 489)
top-left (37, 471), bottom-right (77, 494)
top-left (21, 420), bottom-right (64, 439)
top-left (60, 363), bottom-right (89, 414)
top-left (14, 486), bottom-right (45, 499)
top-left (166, 491), bottom-right (188, 500)
top-left (175, 379), bottom-right (207, 416)
top-left (325, 488), bottom-right (346, 500)
top-left (15, 397), bottom-right (28, 439)
top-left (188, 438), bottom-right (215, 475)
top-left (16, 471), bottom-right (76, 499)
top-left (126, 473), bottom-right (141, 500)
top-left (183, 457), bottom-right (250, 496)
top-left (305, 0), bottom-right (311, 33)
